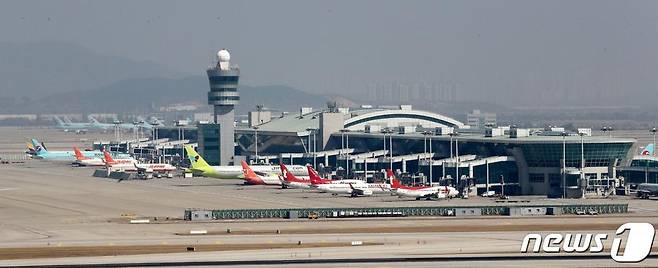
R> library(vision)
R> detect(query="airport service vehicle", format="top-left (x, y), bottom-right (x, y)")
top-left (308, 166), bottom-right (390, 196)
top-left (481, 190), bottom-right (497, 197)
top-left (388, 170), bottom-right (458, 200)
top-left (29, 139), bottom-right (129, 161)
top-left (184, 146), bottom-right (307, 179)
top-left (103, 151), bottom-right (176, 173)
top-left (279, 163), bottom-right (313, 189)
top-left (636, 183), bottom-right (658, 199)
top-left (240, 161), bottom-right (282, 185)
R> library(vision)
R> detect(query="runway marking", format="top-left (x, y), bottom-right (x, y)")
top-left (0, 188), bottom-right (18, 191)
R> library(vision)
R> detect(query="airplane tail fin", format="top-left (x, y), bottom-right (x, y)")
top-left (25, 142), bottom-right (36, 154)
top-left (88, 116), bottom-right (100, 125)
top-left (63, 116), bottom-right (73, 124)
top-left (641, 143), bottom-right (655, 156)
top-left (103, 151), bottom-right (115, 165)
top-left (280, 163), bottom-right (299, 182)
top-left (31, 139), bottom-right (47, 154)
top-left (386, 169), bottom-right (395, 180)
top-left (53, 116), bottom-right (65, 126)
top-left (307, 165), bottom-right (324, 184)
top-left (185, 145), bottom-right (211, 170)
top-left (388, 169), bottom-right (400, 189)
top-left (240, 160), bottom-right (259, 180)
top-left (73, 147), bottom-right (85, 160)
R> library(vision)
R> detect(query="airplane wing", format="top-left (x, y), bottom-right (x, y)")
top-left (348, 183), bottom-right (365, 197)
top-left (133, 163), bottom-right (151, 172)
top-left (420, 192), bottom-right (439, 199)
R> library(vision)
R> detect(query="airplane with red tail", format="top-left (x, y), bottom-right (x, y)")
top-left (387, 169), bottom-right (458, 200)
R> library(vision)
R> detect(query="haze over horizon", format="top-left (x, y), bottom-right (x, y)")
top-left (2, 0), bottom-right (658, 108)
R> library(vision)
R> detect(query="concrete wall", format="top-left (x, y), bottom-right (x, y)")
top-left (319, 112), bottom-right (344, 150)
top-left (248, 111), bottom-right (272, 127)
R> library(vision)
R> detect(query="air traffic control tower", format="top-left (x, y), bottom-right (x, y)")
top-left (206, 49), bottom-right (239, 165)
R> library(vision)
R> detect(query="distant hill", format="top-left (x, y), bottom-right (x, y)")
top-left (0, 42), bottom-right (181, 100)
top-left (20, 76), bottom-right (330, 114)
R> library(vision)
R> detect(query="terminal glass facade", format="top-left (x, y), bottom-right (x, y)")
top-left (198, 124), bottom-right (221, 166)
top-left (519, 142), bottom-right (631, 168)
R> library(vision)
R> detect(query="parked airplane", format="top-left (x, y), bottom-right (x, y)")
top-left (53, 115), bottom-right (162, 133)
top-left (53, 115), bottom-right (90, 133)
top-left (103, 151), bottom-right (176, 173)
top-left (241, 161), bottom-right (282, 185)
top-left (73, 147), bottom-right (136, 166)
top-left (279, 163), bottom-right (313, 189)
top-left (388, 170), bottom-right (458, 200)
top-left (308, 166), bottom-right (389, 197)
top-left (29, 139), bottom-right (129, 161)
top-left (184, 146), bottom-right (307, 179)
top-left (73, 147), bottom-right (104, 166)
top-left (89, 116), bottom-right (159, 131)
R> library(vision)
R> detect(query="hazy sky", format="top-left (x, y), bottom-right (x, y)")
top-left (2, 0), bottom-right (658, 106)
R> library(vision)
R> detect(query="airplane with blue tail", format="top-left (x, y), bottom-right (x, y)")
top-left (53, 115), bottom-right (163, 133)
top-left (29, 138), bottom-right (130, 161)
top-left (53, 115), bottom-right (92, 133)
top-left (88, 116), bottom-right (160, 131)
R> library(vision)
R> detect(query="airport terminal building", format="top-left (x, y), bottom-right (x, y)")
top-left (224, 105), bottom-right (634, 196)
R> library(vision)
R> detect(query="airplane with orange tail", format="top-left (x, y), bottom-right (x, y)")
top-left (103, 151), bottom-right (174, 173)
top-left (240, 161), bottom-right (282, 185)
top-left (72, 147), bottom-right (105, 166)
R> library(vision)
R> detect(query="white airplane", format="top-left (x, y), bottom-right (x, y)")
top-left (308, 166), bottom-right (390, 197)
top-left (313, 180), bottom-right (372, 197)
top-left (388, 170), bottom-right (458, 200)
top-left (279, 163), bottom-right (313, 189)
top-left (73, 147), bottom-right (136, 166)
top-left (104, 151), bottom-right (176, 173)
top-left (185, 146), bottom-right (307, 179)
top-left (240, 160), bottom-right (282, 185)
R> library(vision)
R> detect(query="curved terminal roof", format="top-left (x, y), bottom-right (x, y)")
top-left (344, 109), bottom-right (465, 130)
top-left (237, 107), bottom-right (465, 135)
